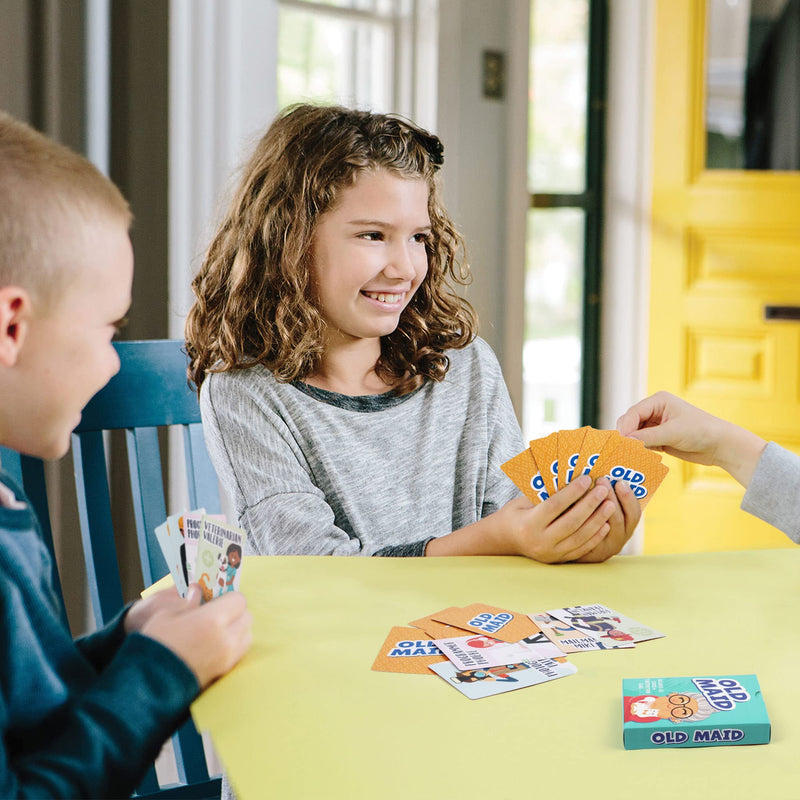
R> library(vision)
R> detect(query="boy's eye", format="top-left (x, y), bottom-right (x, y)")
top-left (359, 231), bottom-right (383, 241)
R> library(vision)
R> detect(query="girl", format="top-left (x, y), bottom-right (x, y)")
top-left (186, 103), bottom-right (639, 564)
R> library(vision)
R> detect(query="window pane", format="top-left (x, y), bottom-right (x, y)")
top-left (529, 0), bottom-right (588, 194)
top-left (292, 0), bottom-right (396, 13)
top-left (522, 207), bottom-right (584, 439)
top-left (277, 5), bottom-right (394, 110)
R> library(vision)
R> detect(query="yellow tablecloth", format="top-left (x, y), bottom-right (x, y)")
top-left (192, 549), bottom-right (800, 799)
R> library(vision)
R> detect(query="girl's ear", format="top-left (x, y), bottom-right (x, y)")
top-left (0, 287), bottom-right (31, 367)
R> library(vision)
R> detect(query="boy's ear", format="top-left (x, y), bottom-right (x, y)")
top-left (0, 286), bottom-right (32, 367)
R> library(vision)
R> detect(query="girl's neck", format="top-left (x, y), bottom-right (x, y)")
top-left (304, 339), bottom-right (393, 396)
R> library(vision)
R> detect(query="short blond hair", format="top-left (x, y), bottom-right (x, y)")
top-left (0, 112), bottom-right (131, 310)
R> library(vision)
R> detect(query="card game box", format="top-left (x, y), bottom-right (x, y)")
top-left (622, 675), bottom-right (770, 749)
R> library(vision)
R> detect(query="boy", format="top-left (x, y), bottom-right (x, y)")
top-left (0, 111), bottom-right (252, 797)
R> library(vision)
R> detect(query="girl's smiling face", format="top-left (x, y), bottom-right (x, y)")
top-left (310, 169), bottom-right (431, 349)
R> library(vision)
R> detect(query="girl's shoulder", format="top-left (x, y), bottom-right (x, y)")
top-left (201, 363), bottom-right (285, 406)
top-left (446, 336), bottom-right (503, 376)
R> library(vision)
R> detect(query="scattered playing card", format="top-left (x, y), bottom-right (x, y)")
top-left (547, 604), bottom-right (664, 644)
top-left (530, 612), bottom-right (613, 652)
top-left (431, 603), bottom-right (540, 644)
top-left (371, 627), bottom-right (447, 675)
top-left (429, 657), bottom-right (578, 700)
top-left (433, 634), bottom-right (563, 671)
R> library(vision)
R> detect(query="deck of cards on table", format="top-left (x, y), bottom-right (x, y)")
top-left (501, 427), bottom-right (669, 506)
top-left (154, 509), bottom-right (245, 601)
top-left (372, 602), bottom-right (664, 700)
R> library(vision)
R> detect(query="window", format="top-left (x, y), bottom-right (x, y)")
top-left (523, 0), bottom-right (606, 439)
top-left (277, 0), bottom-right (438, 125)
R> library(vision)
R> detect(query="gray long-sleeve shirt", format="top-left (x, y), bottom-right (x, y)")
top-left (741, 441), bottom-right (800, 543)
top-left (200, 338), bottom-right (525, 557)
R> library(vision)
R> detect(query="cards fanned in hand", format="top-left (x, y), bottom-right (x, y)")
top-left (154, 509), bottom-right (245, 602)
top-left (501, 427), bottom-right (669, 508)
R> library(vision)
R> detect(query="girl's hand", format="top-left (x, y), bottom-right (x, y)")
top-left (499, 474), bottom-right (616, 563)
top-left (573, 478), bottom-right (641, 563)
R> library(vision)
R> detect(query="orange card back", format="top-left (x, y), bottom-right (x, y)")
top-left (588, 435), bottom-right (669, 508)
top-left (371, 626), bottom-right (447, 674)
top-left (529, 432), bottom-right (559, 496)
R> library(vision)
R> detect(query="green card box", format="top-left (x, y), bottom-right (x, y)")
top-left (622, 675), bottom-right (771, 750)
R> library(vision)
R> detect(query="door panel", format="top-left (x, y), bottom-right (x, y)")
top-left (646, 0), bottom-right (800, 553)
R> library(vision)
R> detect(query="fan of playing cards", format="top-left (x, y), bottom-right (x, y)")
top-left (154, 510), bottom-right (245, 602)
top-left (501, 427), bottom-right (669, 507)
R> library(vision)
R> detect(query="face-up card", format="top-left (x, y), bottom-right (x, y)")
top-left (529, 432), bottom-right (560, 495)
top-left (154, 513), bottom-right (188, 597)
top-left (372, 627), bottom-right (447, 674)
top-left (557, 426), bottom-right (590, 486)
top-left (570, 427), bottom-right (615, 482)
top-left (545, 606), bottom-right (634, 649)
top-left (429, 657), bottom-right (577, 700)
top-left (431, 603), bottom-right (539, 644)
top-left (588, 436), bottom-right (669, 509)
top-left (433, 634), bottom-right (564, 671)
top-left (547, 604), bottom-right (664, 644)
top-left (529, 612), bottom-right (609, 653)
top-left (194, 516), bottom-right (245, 603)
top-left (180, 509), bottom-right (206, 584)
top-left (500, 449), bottom-right (548, 504)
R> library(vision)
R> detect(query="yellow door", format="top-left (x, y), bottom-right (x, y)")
top-left (646, 0), bottom-right (800, 553)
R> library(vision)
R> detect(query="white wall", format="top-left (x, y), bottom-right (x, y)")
top-left (599, 0), bottom-right (654, 428)
top-left (436, 0), bottom-right (525, 372)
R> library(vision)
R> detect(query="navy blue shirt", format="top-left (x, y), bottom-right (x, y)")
top-left (0, 469), bottom-right (200, 798)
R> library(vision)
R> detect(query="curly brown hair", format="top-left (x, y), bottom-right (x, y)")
top-left (185, 103), bottom-right (477, 394)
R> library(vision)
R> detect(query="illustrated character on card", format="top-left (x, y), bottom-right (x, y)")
top-left (214, 553), bottom-right (229, 598)
top-left (567, 612), bottom-right (622, 633)
top-left (465, 635), bottom-right (503, 649)
top-left (452, 663), bottom-right (529, 684)
top-left (222, 543), bottom-right (241, 594)
top-left (198, 572), bottom-right (214, 603)
top-left (624, 693), bottom-right (719, 724)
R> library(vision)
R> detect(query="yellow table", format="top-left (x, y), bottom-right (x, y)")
top-left (192, 550), bottom-right (800, 799)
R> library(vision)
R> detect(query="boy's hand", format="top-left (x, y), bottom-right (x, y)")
top-left (574, 478), bottom-right (640, 563)
top-left (502, 474), bottom-right (616, 563)
top-left (137, 585), bottom-right (252, 689)
top-left (124, 585), bottom-right (187, 634)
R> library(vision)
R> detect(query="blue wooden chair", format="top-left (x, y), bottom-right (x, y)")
top-left (2, 340), bottom-right (222, 799)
